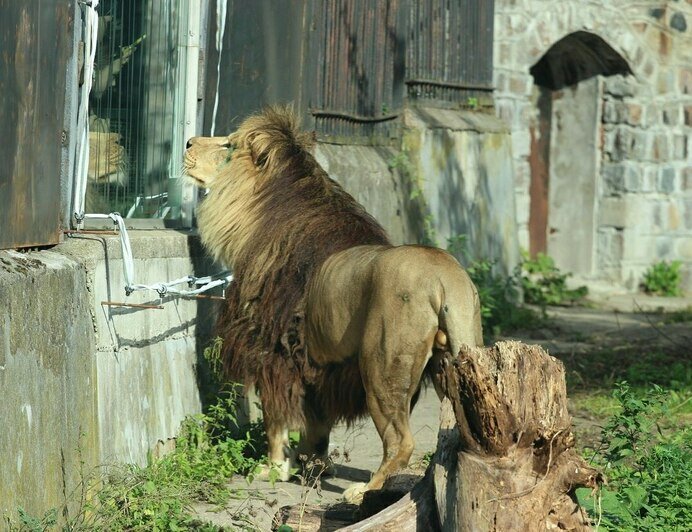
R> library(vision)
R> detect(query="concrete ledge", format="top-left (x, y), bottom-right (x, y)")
top-left (0, 230), bottom-right (214, 519)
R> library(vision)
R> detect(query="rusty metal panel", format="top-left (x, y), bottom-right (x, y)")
top-left (203, 0), bottom-right (308, 136)
top-left (308, 0), bottom-right (405, 143)
top-left (407, 0), bottom-right (494, 107)
top-left (0, 1), bottom-right (73, 250)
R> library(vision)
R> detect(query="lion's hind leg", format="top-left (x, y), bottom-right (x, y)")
top-left (343, 303), bottom-right (437, 503)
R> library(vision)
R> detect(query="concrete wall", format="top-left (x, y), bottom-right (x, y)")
top-left (494, 0), bottom-right (692, 292)
top-left (0, 231), bottom-right (212, 519)
top-left (316, 107), bottom-right (520, 275)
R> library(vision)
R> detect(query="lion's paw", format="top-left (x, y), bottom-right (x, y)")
top-left (342, 482), bottom-right (368, 504)
top-left (254, 460), bottom-right (291, 482)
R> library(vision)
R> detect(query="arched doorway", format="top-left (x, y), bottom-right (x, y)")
top-left (528, 31), bottom-right (631, 278)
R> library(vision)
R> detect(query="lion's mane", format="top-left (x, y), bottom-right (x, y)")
top-left (200, 107), bottom-right (391, 428)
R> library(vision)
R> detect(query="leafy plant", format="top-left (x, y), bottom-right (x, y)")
top-left (641, 260), bottom-right (682, 297)
top-left (519, 251), bottom-right (587, 308)
top-left (577, 382), bottom-right (692, 530)
top-left (5, 508), bottom-right (57, 532)
top-left (85, 385), bottom-right (260, 530)
top-left (5, 367), bottom-right (264, 531)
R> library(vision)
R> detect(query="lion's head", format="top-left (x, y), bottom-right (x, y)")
top-left (183, 135), bottom-right (234, 188)
top-left (184, 107), bottom-right (319, 266)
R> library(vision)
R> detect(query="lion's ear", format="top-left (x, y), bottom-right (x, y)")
top-left (247, 132), bottom-right (270, 172)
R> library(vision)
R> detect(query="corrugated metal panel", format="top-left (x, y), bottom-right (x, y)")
top-left (202, 1), bottom-right (495, 144)
top-left (203, 0), bottom-right (308, 136)
top-left (0, 1), bottom-right (74, 249)
top-left (308, 0), bottom-right (405, 143)
top-left (407, 0), bottom-right (494, 107)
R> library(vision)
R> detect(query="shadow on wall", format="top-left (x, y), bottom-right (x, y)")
top-left (187, 235), bottom-right (226, 410)
top-left (402, 109), bottom-right (520, 277)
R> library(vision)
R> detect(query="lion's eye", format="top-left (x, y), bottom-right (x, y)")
top-left (224, 144), bottom-right (235, 162)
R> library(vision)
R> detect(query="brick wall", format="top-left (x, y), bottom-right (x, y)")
top-left (494, 0), bottom-right (691, 292)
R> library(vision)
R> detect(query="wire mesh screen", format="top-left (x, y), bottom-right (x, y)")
top-left (86, 0), bottom-right (190, 220)
top-left (406, 0), bottom-right (494, 107)
top-left (309, 0), bottom-right (405, 143)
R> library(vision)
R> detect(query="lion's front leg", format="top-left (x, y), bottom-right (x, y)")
top-left (256, 411), bottom-right (292, 482)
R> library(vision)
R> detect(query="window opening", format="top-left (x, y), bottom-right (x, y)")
top-left (83, 0), bottom-right (195, 225)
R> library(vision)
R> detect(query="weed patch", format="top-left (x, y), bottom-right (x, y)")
top-left (577, 382), bottom-right (691, 530)
top-left (641, 260), bottom-right (682, 297)
top-left (5, 340), bottom-right (265, 531)
top-left (518, 251), bottom-right (588, 308)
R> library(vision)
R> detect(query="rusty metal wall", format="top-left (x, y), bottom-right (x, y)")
top-left (203, 0), bottom-right (308, 136)
top-left (0, 1), bottom-right (74, 250)
top-left (406, 0), bottom-right (495, 107)
top-left (203, 1), bottom-right (495, 143)
top-left (307, 0), bottom-right (405, 143)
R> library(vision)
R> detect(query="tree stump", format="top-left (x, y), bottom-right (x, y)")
top-left (428, 341), bottom-right (602, 531)
top-left (274, 341), bottom-right (602, 531)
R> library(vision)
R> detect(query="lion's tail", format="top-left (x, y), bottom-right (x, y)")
top-left (429, 269), bottom-right (483, 371)
top-left (423, 272), bottom-right (482, 400)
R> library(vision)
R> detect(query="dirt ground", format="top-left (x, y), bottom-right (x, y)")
top-left (193, 293), bottom-right (691, 531)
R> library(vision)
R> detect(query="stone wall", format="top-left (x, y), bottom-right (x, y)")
top-left (494, 0), bottom-right (691, 292)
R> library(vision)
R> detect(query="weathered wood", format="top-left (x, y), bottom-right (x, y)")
top-left (273, 502), bottom-right (359, 531)
top-left (337, 470), bottom-right (437, 531)
top-left (273, 341), bottom-right (601, 531)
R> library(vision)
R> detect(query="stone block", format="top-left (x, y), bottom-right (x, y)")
top-left (603, 74), bottom-right (636, 98)
top-left (652, 133), bottom-right (671, 161)
top-left (626, 103), bottom-right (643, 126)
top-left (603, 100), bottom-right (624, 123)
top-left (673, 134), bottom-right (688, 160)
top-left (624, 165), bottom-right (644, 192)
top-left (657, 166), bottom-right (677, 193)
top-left (643, 103), bottom-right (660, 127)
top-left (642, 166), bottom-right (658, 192)
top-left (602, 164), bottom-right (625, 195)
top-left (498, 42), bottom-right (514, 67)
top-left (509, 74), bottom-right (532, 96)
top-left (662, 104), bottom-right (682, 125)
top-left (656, 69), bottom-right (677, 94)
top-left (684, 197), bottom-right (692, 230)
top-left (630, 130), bottom-right (651, 161)
top-left (494, 71), bottom-right (509, 94)
top-left (670, 11), bottom-right (687, 32)
top-left (599, 197), bottom-right (628, 227)
top-left (677, 236), bottom-right (692, 260)
top-left (602, 125), bottom-right (616, 154)
top-left (680, 68), bottom-right (692, 94)
top-left (597, 227), bottom-right (624, 266)
top-left (621, 232), bottom-right (659, 262)
top-left (610, 127), bottom-right (635, 162)
top-left (495, 99), bottom-right (514, 124)
top-left (666, 201), bottom-right (682, 231)
top-left (682, 167), bottom-right (692, 192)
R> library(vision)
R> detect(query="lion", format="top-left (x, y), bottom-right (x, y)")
top-left (184, 107), bottom-right (482, 502)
